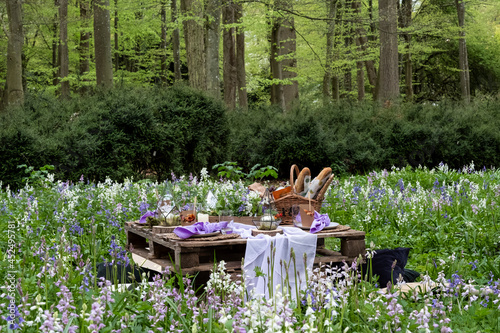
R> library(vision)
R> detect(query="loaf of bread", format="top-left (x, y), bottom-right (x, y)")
top-left (306, 167), bottom-right (332, 198)
top-left (295, 167), bottom-right (311, 193)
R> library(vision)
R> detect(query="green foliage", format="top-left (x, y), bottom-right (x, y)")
top-left (247, 163), bottom-right (278, 181)
top-left (3, 91), bottom-right (500, 188)
top-left (0, 86), bottom-right (229, 188)
top-left (227, 98), bottom-right (500, 178)
top-left (213, 161), bottom-right (278, 182)
top-left (17, 164), bottom-right (55, 186)
top-left (1, 0), bottom-right (500, 106)
top-left (213, 161), bottom-right (246, 181)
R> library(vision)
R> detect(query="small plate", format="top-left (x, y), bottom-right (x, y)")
top-left (189, 231), bottom-right (221, 238)
top-left (298, 223), bottom-right (340, 230)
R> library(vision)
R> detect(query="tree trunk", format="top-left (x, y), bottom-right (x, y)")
top-left (94, 0), bottom-right (114, 89)
top-left (455, 0), bottom-right (470, 103)
top-left (352, 0), bottom-right (376, 92)
top-left (5, 0), bottom-right (24, 106)
top-left (270, 0), bottom-right (299, 111)
top-left (160, 0), bottom-right (168, 85)
top-left (355, 39), bottom-right (365, 101)
top-left (280, 18), bottom-right (298, 110)
top-left (323, 0), bottom-right (337, 101)
top-left (270, 18), bottom-right (283, 108)
top-left (79, 0), bottom-right (90, 94)
top-left (235, 3), bottom-right (247, 110)
top-left (171, 0), bottom-right (182, 82)
top-left (368, 0), bottom-right (376, 41)
top-left (343, 0), bottom-right (353, 98)
top-left (400, 0), bottom-right (413, 100)
top-left (331, 1), bottom-right (343, 101)
top-left (114, 0), bottom-right (119, 71)
top-left (181, 0), bottom-right (207, 91)
top-left (332, 76), bottom-right (340, 100)
top-left (206, 0), bottom-right (221, 98)
top-left (222, 0), bottom-right (237, 110)
top-left (376, 0), bottom-right (399, 102)
top-left (59, 0), bottom-right (70, 98)
top-left (52, 0), bottom-right (58, 87)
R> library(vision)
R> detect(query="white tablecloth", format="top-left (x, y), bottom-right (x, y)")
top-left (229, 222), bottom-right (317, 300)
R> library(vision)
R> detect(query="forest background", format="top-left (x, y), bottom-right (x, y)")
top-left (1, 0), bottom-right (500, 188)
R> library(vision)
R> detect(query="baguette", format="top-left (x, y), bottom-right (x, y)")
top-left (307, 167), bottom-right (332, 198)
top-left (295, 167), bottom-right (311, 193)
top-left (316, 167), bottom-right (332, 183)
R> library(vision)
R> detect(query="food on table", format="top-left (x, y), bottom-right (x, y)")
top-left (295, 167), bottom-right (311, 193)
top-left (181, 213), bottom-right (196, 223)
top-left (306, 167), bottom-right (333, 198)
top-left (303, 209), bottom-right (314, 216)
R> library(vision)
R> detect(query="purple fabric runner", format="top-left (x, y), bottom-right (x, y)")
top-left (173, 221), bottom-right (229, 239)
top-left (309, 211), bottom-right (331, 233)
top-left (139, 211), bottom-right (156, 223)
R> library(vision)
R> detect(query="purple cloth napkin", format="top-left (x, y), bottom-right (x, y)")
top-left (173, 221), bottom-right (229, 239)
top-left (309, 211), bottom-right (331, 233)
top-left (139, 211), bottom-right (156, 223)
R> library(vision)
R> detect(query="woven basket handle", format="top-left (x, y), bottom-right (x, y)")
top-left (315, 174), bottom-right (334, 202)
top-left (289, 164), bottom-right (300, 193)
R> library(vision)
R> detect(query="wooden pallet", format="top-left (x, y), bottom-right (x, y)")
top-left (125, 221), bottom-right (365, 276)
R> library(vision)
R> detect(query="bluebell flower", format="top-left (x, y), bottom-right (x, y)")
top-left (138, 202), bottom-right (150, 214)
top-left (397, 178), bottom-right (405, 192)
top-left (480, 296), bottom-right (489, 307)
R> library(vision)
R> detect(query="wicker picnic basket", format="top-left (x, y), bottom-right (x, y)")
top-left (274, 164), bottom-right (334, 224)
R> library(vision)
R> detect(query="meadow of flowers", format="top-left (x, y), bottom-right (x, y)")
top-left (1, 162), bottom-right (500, 332)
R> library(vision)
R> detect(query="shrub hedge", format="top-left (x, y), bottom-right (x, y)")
top-left (0, 86), bottom-right (228, 189)
top-left (1, 88), bottom-right (499, 189)
top-left (227, 98), bottom-right (500, 177)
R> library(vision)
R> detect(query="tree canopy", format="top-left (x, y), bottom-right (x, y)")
top-left (1, 0), bottom-right (499, 108)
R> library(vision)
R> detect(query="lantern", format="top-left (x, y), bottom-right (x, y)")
top-left (252, 188), bottom-right (282, 230)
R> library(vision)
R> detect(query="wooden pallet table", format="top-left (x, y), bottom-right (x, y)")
top-left (125, 221), bottom-right (366, 276)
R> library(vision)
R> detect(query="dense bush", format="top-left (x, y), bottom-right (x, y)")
top-left (227, 98), bottom-right (500, 177)
top-left (2, 89), bottom-right (500, 188)
top-left (0, 86), bottom-right (229, 188)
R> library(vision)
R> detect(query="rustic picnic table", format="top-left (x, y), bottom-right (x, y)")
top-left (125, 220), bottom-right (366, 276)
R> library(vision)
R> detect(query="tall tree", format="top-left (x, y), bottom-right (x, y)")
top-left (59, 0), bottom-right (70, 98)
top-left (400, 0), bottom-right (413, 100)
top-left (94, 0), bottom-right (113, 89)
top-left (222, 0), bottom-right (237, 109)
top-left (352, 0), bottom-right (364, 100)
top-left (223, 0), bottom-right (247, 110)
top-left (181, 0), bottom-right (207, 90)
top-left (235, 3), bottom-right (248, 110)
top-left (323, 0), bottom-right (338, 101)
top-left (114, 0), bottom-right (119, 71)
top-left (352, 0), bottom-right (377, 90)
top-left (455, 0), bottom-right (470, 103)
top-left (376, 0), bottom-right (399, 102)
top-left (160, 0), bottom-right (168, 84)
top-left (206, 0), bottom-right (221, 98)
top-left (342, 0), bottom-right (353, 98)
top-left (4, 0), bottom-right (24, 106)
top-left (270, 0), bottom-right (299, 111)
top-left (171, 0), bottom-right (182, 82)
top-left (52, 0), bottom-right (58, 87)
top-left (79, 0), bottom-right (91, 94)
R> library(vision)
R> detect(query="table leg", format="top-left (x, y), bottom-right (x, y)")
top-left (174, 246), bottom-right (200, 270)
top-left (340, 237), bottom-right (366, 258)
